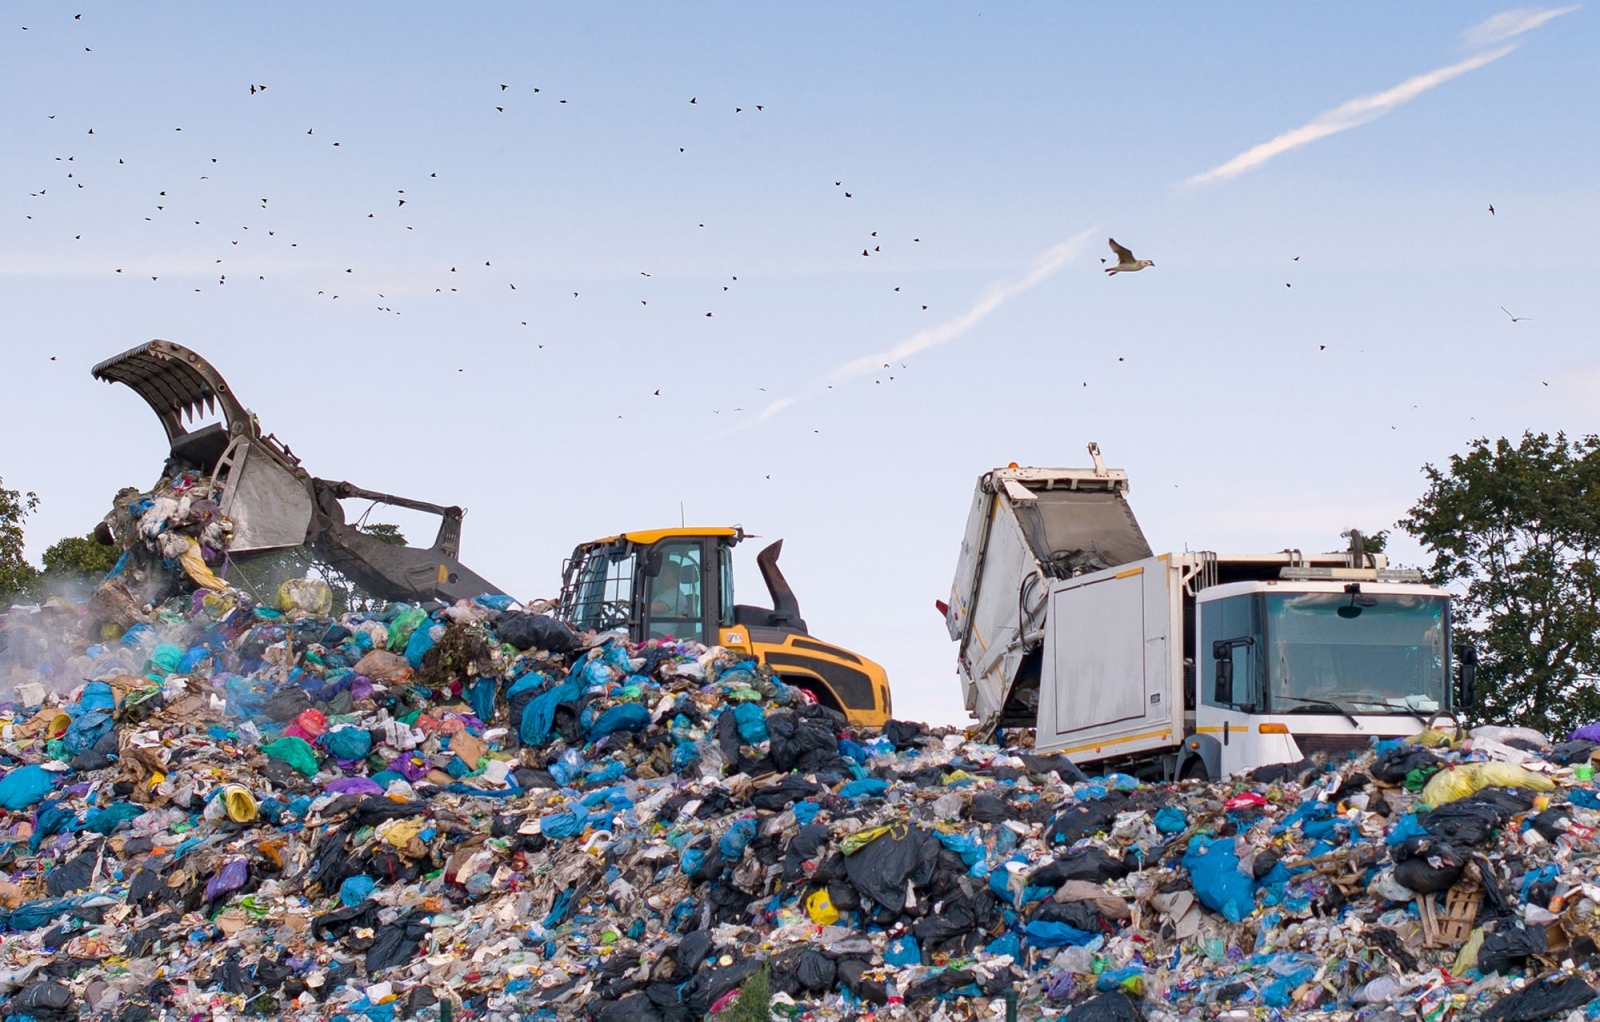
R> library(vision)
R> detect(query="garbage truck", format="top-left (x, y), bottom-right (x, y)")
top-left (943, 445), bottom-right (1476, 780)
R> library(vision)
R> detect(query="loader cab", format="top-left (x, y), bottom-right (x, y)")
top-left (557, 527), bottom-right (894, 727)
top-left (559, 528), bottom-right (738, 645)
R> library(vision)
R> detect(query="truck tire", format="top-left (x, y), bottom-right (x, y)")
top-left (1179, 758), bottom-right (1209, 782)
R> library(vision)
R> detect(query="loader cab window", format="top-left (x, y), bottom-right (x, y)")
top-left (719, 544), bottom-right (736, 627)
top-left (1202, 594), bottom-right (1260, 711)
top-left (562, 544), bottom-right (634, 633)
top-left (646, 541), bottom-right (704, 643)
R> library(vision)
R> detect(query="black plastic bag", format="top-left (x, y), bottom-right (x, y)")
top-left (1020, 754), bottom-right (1091, 784)
top-left (1031, 899), bottom-right (1104, 932)
top-left (366, 909), bottom-right (431, 974)
top-left (881, 719), bottom-right (926, 750)
top-left (836, 958), bottom-right (888, 1004)
top-left (1529, 808), bottom-right (1574, 841)
top-left (3, 980), bottom-right (77, 1022)
top-left (46, 844), bottom-right (100, 897)
top-left (1547, 739), bottom-right (1597, 766)
top-left (1420, 801), bottom-right (1502, 846)
top-left (1372, 746), bottom-right (1443, 784)
top-left (1478, 925), bottom-right (1548, 975)
top-left (1479, 975), bottom-right (1596, 1021)
top-left (1391, 839), bottom-right (1466, 894)
top-left (970, 792), bottom-right (1018, 823)
top-left (1045, 799), bottom-right (1124, 846)
top-left (495, 612), bottom-right (579, 653)
top-left (1063, 991), bottom-right (1142, 1022)
top-left (1030, 847), bottom-right (1130, 887)
top-left (751, 775), bottom-right (823, 812)
top-left (782, 823), bottom-right (832, 884)
top-left (311, 899), bottom-right (379, 940)
top-left (598, 992), bottom-right (662, 1022)
top-left (766, 711), bottom-right (847, 774)
top-left (844, 825), bottom-right (938, 915)
top-left (673, 931), bottom-right (713, 977)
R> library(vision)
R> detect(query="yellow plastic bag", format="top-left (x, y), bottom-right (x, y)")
top-left (177, 537), bottom-right (229, 591)
top-left (1422, 762), bottom-right (1554, 805)
top-left (221, 784), bottom-right (258, 824)
top-left (276, 578), bottom-right (333, 616)
top-left (1406, 728), bottom-right (1459, 749)
top-left (805, 890), bottom-right (839, 925)
top-left (840, 823), bottom-right (900, 856)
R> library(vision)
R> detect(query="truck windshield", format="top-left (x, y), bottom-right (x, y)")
top-left (1263, 592), bottom-right (1449, 715)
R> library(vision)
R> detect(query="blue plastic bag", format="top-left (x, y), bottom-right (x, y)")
top-left (720, 818), bottom-right (758, 861)
top-left (1025, 920), bottom-right (1097, 947)
top-left (0, 765), bottom-right (57, 811)
top-left (404, 622), bottom-right (438, 669)
top-left (885, 935), bottom-right (920, 966)
top-left (839, 778), bottom-right (888, 800)
top-left (78, 682), bottom-right (117, 713)
top-left (340, 875), bottom-right (377, 906)
top-left (518, 678), bottom-right (578, 746)
top-left (732, 703), bottom-right (769, 744)
top-left (589, 703), bottom-right (650, 740)
top-left (1181, 837), bottom-right (1255, 923)
top-left (1154, 807), bottom-right (1188, 835)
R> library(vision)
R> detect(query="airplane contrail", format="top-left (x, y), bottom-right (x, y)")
top-left (829, 229), bottom-right (1095, 381)
top-left (1462, 4), bottom-right (1578, 47)
top-left (744, 229), bottom-right (1094, 428)
top-left (1182, 45), bottom-right (1517, 188)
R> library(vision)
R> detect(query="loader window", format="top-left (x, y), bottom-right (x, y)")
top-left (719, 544), bottom-right (735, 627)
top-left (646, 542), bottom-right (704, 642)
top-left (563, 544), bottom-right (635, 632)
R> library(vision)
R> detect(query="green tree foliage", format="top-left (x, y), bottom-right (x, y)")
top-left (359, 522), bottom-right (407, 546)
top-left (1399, 432), bottom-right (1600, 736)
top-left (0, 477), bottom-right (41, 602)
top-left (39, 532), bottom-right (122, 587)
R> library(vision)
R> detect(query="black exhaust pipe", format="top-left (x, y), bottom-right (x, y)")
top-left (757, 540), bottom-right (809, 633)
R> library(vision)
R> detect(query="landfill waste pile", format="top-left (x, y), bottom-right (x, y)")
top-left (8, 575), bottom-right (1600, 1022)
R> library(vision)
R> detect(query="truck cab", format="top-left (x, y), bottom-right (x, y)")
top-left (1188, 573), bottom-right (1458, 779)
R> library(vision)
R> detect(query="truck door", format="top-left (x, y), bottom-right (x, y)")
top-left (641, 539), bottom-right (711, 643)
top-left (1036, 557), bottom-right (1177, 759)
top-left (1197, 593), bottom-right (1263, 778)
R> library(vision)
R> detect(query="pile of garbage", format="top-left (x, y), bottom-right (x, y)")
top-left (5, 582), bottom-right (1600, 1021)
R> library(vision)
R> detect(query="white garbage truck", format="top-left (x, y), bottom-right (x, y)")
top-left (943, 445), bottom-right (1476, 780)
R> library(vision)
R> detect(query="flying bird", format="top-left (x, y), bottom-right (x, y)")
top-left (1104, 239), bottom-right (1153, 274)
top-left (1500, 306), bottom-right (1530, 323)
top-left (1488, 204), bottom-right (1495, 216)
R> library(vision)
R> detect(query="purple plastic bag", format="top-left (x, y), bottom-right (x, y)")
top-left (205, 857), bottom-right (249, 902)
top-left (326, 777), bottom-right (385, 796)
top-left (1571, 722), bottom-right (1600, 742)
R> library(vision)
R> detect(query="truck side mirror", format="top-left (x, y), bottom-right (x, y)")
top-left (643, 549), bottom-right (664, 578)
top-left (1456, 643), bottom-right (1478, 708)
top-left (1213, 656), bottom-right (1233, 704)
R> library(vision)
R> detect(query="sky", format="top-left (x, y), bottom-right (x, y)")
top-left (3, 4), bottom-right (1596, 725)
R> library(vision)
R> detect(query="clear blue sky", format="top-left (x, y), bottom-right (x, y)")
top-left (4, 3), bottom-right (1595, 723)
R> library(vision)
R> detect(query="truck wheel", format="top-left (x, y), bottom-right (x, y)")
top-left (1179, 758), bottom-right (1209, 782)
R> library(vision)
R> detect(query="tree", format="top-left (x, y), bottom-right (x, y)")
top-left (0, 477), bottom-right (40, 602)
top-left (37, 532), bottom-right (123, 594)
top-left (359, 522), bottom-right (408, 546)
top-left (1399, 432), bottom-right (1600, 736)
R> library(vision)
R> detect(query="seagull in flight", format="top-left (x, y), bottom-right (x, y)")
top-left (1500, 306), bottom-right (1530, 323)
top-left (1105, 238), bottom-right (1154, 275)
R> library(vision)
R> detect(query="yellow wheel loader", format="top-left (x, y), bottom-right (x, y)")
top-left (555, 529), bottom-right (892, 726)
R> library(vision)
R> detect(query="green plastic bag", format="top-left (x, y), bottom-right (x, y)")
top-left (264, 736), bottom-right (320, 776)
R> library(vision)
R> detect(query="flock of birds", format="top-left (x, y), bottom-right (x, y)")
top-left (15, 11), bottom-right (1545, 449)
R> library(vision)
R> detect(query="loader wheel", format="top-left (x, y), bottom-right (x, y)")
top-left (1179, 758), bottom-right (1209, 782)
